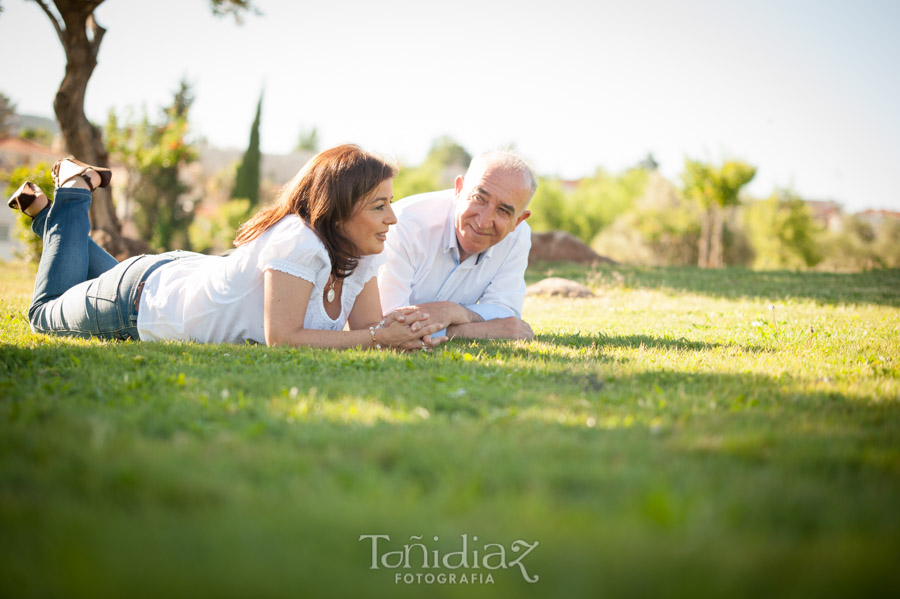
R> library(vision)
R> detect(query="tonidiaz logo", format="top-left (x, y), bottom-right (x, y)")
top-left (358, 534), bottom-right (539, 584)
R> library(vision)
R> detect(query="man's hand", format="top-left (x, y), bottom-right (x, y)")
top-left (387, 301), bottom-right (482, 331)
top-left (378, 308), bottom-right (450, 351)
top-left (381, 306), bottom-right (427, 328)
top-left (447, 317), bottom-right (534, 340)
top-left (383, 303), bottom-right (532, 341)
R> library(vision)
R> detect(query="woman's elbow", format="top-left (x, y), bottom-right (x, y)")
top-left (264, 326), bottom-right (292, 347)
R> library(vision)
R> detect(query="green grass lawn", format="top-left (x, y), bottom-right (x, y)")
top-left (1, 260), bottom-right (898, 598)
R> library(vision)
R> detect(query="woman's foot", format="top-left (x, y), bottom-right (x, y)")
top-left (52, 157), bottom-right (112, 191)
top-left (7, 181), bottom-right (50, 217)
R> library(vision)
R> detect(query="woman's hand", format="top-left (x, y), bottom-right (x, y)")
top-left (378, 308), bottom-right (450, 351)
top-left (375, 317), bottom-right (448, 352)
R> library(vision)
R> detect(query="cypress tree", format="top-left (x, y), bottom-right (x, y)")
top-left (232, 92), bottom-right (263, 205)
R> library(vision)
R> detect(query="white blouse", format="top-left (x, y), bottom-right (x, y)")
top-left (136, 215), bottom-right (376, 344)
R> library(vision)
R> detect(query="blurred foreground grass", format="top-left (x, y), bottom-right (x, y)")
top-left (1, 260), bottom-right (898, 598)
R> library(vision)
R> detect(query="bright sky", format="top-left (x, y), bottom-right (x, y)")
top-left (1, 0), bottom-right (898, 212)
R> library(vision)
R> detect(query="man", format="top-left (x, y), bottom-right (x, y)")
top-left (377, 150), bottom-right (535, 340)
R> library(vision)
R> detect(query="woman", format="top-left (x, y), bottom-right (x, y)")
top-left (7, 145), bottom-right (447, 351)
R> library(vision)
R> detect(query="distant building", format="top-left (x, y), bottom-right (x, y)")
top-left (856, 209), bottom-right (900, 228)
top-left (803, 199), bottom-right (843, 232)
top-left (0, 206), bottom-right (16, 261)
top-left (185, 143), bottom-right (316, 215)
top-left (194, 143), bottom-right (315, 188)
top-left (559, 179), bottom-right (581, 193)
top-left (0, 136), bottom-right (64, 171)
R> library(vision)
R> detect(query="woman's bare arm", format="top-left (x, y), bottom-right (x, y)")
top-left (264, 270), bottom-right (446, 350)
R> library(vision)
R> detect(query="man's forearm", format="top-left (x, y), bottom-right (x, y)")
top-left (411, 301), bottom-right (484, 327)
top-left (446, 317), bottom-right (534, 340)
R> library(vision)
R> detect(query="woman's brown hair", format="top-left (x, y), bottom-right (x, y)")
top-left (234, 144), bottom-right (397, 278)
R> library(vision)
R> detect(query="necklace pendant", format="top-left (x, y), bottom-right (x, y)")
top-left (326, 288), bottom-right (335, 303)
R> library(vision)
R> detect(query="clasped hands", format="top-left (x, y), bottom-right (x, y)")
top-left (376, 307), bottom-right (449, 352)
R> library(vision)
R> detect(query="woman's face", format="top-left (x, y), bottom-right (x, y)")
top-left (342, 178), bottom-right (397, 255)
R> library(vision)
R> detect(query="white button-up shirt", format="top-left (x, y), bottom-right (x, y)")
top-left (376, 189), bottom-right (531, 321)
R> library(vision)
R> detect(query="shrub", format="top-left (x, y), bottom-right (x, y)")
top-left (1, 162), bottom-right (54, 263)
top-left (591, 172), bottom-right (700, 266)
top-left (817, 214), bottom-right (900, 271)
top-left (188, 198), bottom-right (253, 255)
top-left (527, 178), bottom-right (570, 233)
top-left (744, 192), bottom-right (822, 270)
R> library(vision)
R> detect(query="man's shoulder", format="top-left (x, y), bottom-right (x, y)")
top-left (390, 189), bottom-right (455, 241)
top-left (513, 219), bottom-right (532, 239)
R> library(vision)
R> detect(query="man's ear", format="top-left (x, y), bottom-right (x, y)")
top-left (454, 175), bottom-right (465, 196)
top-left (516, 210), bottom-right (531, 226)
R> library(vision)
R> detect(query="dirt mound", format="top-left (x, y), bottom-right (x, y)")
top-left (526, 277), bottom-right (595, 298)
top-left (529, 231), bottom-right (615, 264)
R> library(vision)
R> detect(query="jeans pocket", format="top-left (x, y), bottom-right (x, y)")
top-left (86, 274), bottom-right (126, 337)
top-left (87, 256), bottom-right (145, 338)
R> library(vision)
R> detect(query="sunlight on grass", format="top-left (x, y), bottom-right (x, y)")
top-left (517, 403), bottom-right (657, 432)
top-left (267, 390), bottom-right (431, 426)
top-left (2, 260), bottom-right (899, 598)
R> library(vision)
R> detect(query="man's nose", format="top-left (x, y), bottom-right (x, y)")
top-left (474, 205), bottom-right (493, 229)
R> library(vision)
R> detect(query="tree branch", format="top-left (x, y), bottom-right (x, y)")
top-left (87, 12), bottom-right (106, 57)
top-left (32, 0), bottom-right (64, 45)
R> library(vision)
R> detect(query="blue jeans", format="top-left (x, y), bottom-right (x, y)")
top-left (28, 187), bottom-right (177, 341)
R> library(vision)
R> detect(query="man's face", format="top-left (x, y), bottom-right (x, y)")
top-left (454, 164), bottom-right (532, 261)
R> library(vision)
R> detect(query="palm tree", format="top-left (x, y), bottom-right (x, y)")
top-left (682, 159), bottom-right (756, 268)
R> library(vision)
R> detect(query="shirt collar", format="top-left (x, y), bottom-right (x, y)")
top-left (442, 205), bottom-right (457, 256)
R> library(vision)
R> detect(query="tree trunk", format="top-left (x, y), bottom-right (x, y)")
top-left (698, 208), bottom-right (712, 268)
top-left (710, 205), bottom-right (724, 268)
top-left (39, 0), bottom-right (147, 259)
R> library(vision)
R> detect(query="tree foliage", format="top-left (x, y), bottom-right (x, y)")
top-left (526, 178), bottom-right (569, 233)
top-left (592, 171), bottom-right (700, 265)
top-left (528, 168), bottom-right (649, 243)
top-left (393, 136), bottom-right (472, 200)
top-left (635, 153), bottom-right (659, 171)
top-left (568, 168), bottom-right (648, 242)
top-left (816, 214), bottom-right (900, 271)
top-left (19, 127), bottom-right (55, 146)
top-left (106, 80), bottom-right (198, 251)
top-left (296, 126), bottom-right (319, 152)
top-left (392, 164), bottom-right (442, 201)
top-left (425, 136), bottom-right (472, 170)
top-left (868, 218), bottom-right (900, 268)
top-left (189, 198), bottom-right (253, 254)
top-left (232, 92), bottom-right (263, 206)
top-left (209, 0), bottom-right (259, 21)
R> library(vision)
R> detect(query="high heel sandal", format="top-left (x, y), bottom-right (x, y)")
top-left (51, 156), bottom-right (112, 191)
top-left (7, 181), bottom-right (49, 217)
